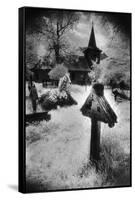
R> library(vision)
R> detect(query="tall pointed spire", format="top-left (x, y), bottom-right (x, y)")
top-left (83, 21), bottom-right (103, 68)
top-left (88, 22), bottom-right (97, 48)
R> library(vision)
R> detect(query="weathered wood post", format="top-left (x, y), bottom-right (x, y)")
top-left (80, 83), bottom-right (117, 164)
top-left (90, 83), bottom-right (103, 162)
top-left (90, 118), bottom-right (101, 161)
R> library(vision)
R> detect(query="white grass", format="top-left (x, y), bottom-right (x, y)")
top-left (26, 84), bottom-right (130, 191)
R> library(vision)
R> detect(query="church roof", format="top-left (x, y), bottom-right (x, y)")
top-left (88, 23), bottom-right (97, 48)
top-left (86, 23), bottom-right (101, 52)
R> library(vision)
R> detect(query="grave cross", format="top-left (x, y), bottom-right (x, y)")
top-left (81, 23), bottom-right (118, 163)
top-left (81, 83), bottom-right (117, 162)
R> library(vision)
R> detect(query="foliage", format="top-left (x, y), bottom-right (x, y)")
top-left (32, 11), bottom-right (80, 63)
top-left (98, 60), bottom-right (130, 88)
top-left (49, 64), bottom-right (68, 80)
top-left (96, 42), bottom-right (130, 88)
top-left (26, 68), bottom-right (34, 81)
top-left (88, 63), bottom-right (101, 82)
top-left (26, 34), bottom-right (39, 68)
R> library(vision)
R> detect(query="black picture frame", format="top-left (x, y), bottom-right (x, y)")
top-left (19, 6), bottom-right (132, 193)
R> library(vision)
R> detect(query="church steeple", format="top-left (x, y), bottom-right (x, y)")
top-left (88, 22), bottom-right (97, 48)
top-left (83, 22), bottom-right (102, 68)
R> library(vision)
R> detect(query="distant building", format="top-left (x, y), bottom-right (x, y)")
top-left (64, 56), bottom-right (90, 84)
top-left (29, 56), bottom-right (90, 85)
top-left (27, 22), bottom-right (107, 85)
top-left (30, 60), bottom-right (52, 82)
top-left (69, 68), bottom-right (90, 85)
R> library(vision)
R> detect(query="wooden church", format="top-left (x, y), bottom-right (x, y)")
top-left (29, 23), bottom-right (105, 85)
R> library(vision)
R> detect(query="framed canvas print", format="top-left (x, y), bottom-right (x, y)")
top-left (19, 7), bottom-right (132, 193)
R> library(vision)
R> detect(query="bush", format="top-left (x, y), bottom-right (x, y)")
top-left (49, 64), bottom-right (68, 80)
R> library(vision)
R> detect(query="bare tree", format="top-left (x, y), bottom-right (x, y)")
top-left (36, 11), bottom-right (80, 64)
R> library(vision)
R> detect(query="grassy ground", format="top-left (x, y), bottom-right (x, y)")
top-left (26, 84), bottom-right (131, 192)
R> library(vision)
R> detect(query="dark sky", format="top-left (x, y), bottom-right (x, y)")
top-left (25, 7), bottom-right (131, 62)
top-left (25, 7), bottom-right (131, 38)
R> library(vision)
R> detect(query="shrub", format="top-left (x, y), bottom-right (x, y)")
top-left (49, 64), bottom-right (68, 80)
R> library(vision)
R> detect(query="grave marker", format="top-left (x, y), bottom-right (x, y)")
top-left (81, 83), bottom-right (117, 162)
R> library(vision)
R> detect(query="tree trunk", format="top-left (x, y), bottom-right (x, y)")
top-left (55, 22), bottom-right (60, 64)
top-left (55, 47), bottom-right (60, 64)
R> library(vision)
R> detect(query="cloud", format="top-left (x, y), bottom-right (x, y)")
top-left (70, 29), bottom-right (88, 39)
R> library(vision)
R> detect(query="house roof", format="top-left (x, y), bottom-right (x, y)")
top-left (31, 63), bottom-right (52, 71)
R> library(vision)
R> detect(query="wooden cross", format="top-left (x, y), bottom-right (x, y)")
top-left (81, 83), bottom-right (117, 163)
